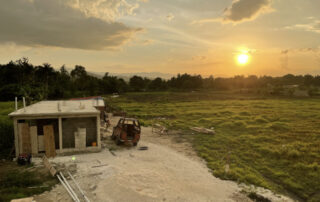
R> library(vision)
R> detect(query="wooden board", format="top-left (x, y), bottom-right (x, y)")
top-left (29, 126), bottom-right (38, 155)
top-left (11, 197), bottom-right (34, 202)
top-left (18, 123), bottom-right (31, 154)
top-left (42, 155), bottom-right (57, 176)
top-left (43, 125), bottom-right (56, 158)
top-left (38, 135), bottom-right (45, 152)
top-left (18, 123), bottom-right (23, 153)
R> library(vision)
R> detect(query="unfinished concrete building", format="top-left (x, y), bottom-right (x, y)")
top-left (9, 99), bottom-right (105, 157)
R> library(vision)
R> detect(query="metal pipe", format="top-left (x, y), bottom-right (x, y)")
top-left (15, 97), bottom-right (17, 111)
top-left (57, 174), bottom-right (77, 202)
top-left (59, 172), bottom-right (80, 202)
top-left (23, 97), bottom-right (26, 112)
top-left (68, 171), bottom-right (90, 202)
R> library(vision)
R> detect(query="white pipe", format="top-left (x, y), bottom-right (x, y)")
top-left (23, 97), bottom-right (26, 112)
top-left (60, 172), bottom-right (80, 202)
top-left (57, 174), bottom-right (78, 202)
top-left (15, 97), bottom-right (17, 111)
top-left (68, 171), bottom-right (90, 202)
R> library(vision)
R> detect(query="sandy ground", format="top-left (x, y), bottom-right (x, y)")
top-left (33, 117), bottom-right (292, 202)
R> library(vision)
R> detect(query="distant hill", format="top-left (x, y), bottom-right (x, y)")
top-left (88, 72), bottom-right (175, 80)
top-left (65, 68), bottom-right (218, 80)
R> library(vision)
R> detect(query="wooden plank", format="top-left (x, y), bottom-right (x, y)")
top-left (29, 126), bottom-right (38, 155)
top-left (13, 119), bottom-right (19, 157)
top-left (38, 135), bottom-right (45, 152)
top-left (58, 117), bottom-right (63, 151)
top-left (11, 197), bottom-right (34, 202)
top-left (18, 123), bottom-right (23, 154)
top-left (43, 125), bottom-right (56, 158)
top-left (42, 155), bottom-right (57, 176)
top-left (18, 123), bottom-right (31, 154)
top-left (97, 115), bottom-right (101, 149)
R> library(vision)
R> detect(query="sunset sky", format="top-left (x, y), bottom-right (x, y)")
top-left (0, 0), bottom-right (319, 77)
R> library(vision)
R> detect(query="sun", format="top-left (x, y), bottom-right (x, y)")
top-left (237, 53), bottom-right (249, 65)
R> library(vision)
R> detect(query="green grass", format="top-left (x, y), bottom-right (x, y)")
top-left (106, 92), bottom-right (320, 201)
top-left (0, 102), bottom-right (15, 158)
top-left (0, 162), bottom-right (57, 202)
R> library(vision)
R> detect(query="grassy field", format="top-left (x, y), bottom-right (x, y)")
top-left (106, 92), bottom-right (320, 201)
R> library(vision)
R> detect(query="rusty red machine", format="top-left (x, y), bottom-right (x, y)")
top-left (111, 118), bottom-right (141, 146)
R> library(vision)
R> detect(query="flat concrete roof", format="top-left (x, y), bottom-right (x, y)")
top-left (9, 100), bottom-right (104, 117)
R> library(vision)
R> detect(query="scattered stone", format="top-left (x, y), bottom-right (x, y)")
top-left (90, 184), bottom-right (97, 191)
top-left (139, 146), bottom-right (148, 150)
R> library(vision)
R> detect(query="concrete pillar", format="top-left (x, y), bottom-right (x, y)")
top-left (13, 118), bottom-right (19, 157)
top-left (58, 117), bottom-right (63, 152)
top-left (97, 114), bottom-right (101, 149)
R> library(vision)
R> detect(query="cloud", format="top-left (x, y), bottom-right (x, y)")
top-left (166, 13), bottom-right (175, 22)
top-left (193, 0), bottom-right (272, 25)
top-left (285, 20), bottom-right (320, 34)
top-left (66, 0), bottom-right (140, 21)
top-left (223, 0), bottom-right (272, 23)
top-left (192, 55), bottom-right (207, 61)
top-left (0, 0), bottom-right (143, 50)
top-left (138, 39), bottom-right (154, 46)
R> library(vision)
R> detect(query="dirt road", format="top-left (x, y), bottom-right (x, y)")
top-left (34, 117), bottom-right (291, 202)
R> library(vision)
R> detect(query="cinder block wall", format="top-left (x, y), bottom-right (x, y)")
top-left (62, 117), bottom-right (97, 148)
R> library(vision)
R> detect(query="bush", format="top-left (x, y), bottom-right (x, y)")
top-left (0, 119), bottom-right (14, 152)
top-left (0, 169), bottom-right (58, 202)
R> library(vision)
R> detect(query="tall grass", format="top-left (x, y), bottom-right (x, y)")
top-left (0, 102), bottom-right (14, 157)
top-left (0, 164), bottom-right (58, 201)
top-left (106, 92), bottom-right (320, 201)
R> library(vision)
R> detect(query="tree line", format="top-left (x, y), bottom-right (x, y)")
top-left (0, 58), bottom-right (320, 101)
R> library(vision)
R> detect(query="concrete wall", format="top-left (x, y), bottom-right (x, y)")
top-left (62, 117), bottom-right (97, 148)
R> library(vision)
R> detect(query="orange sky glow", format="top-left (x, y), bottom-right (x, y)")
top-left (0, 0), bottom-right (319, 77)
